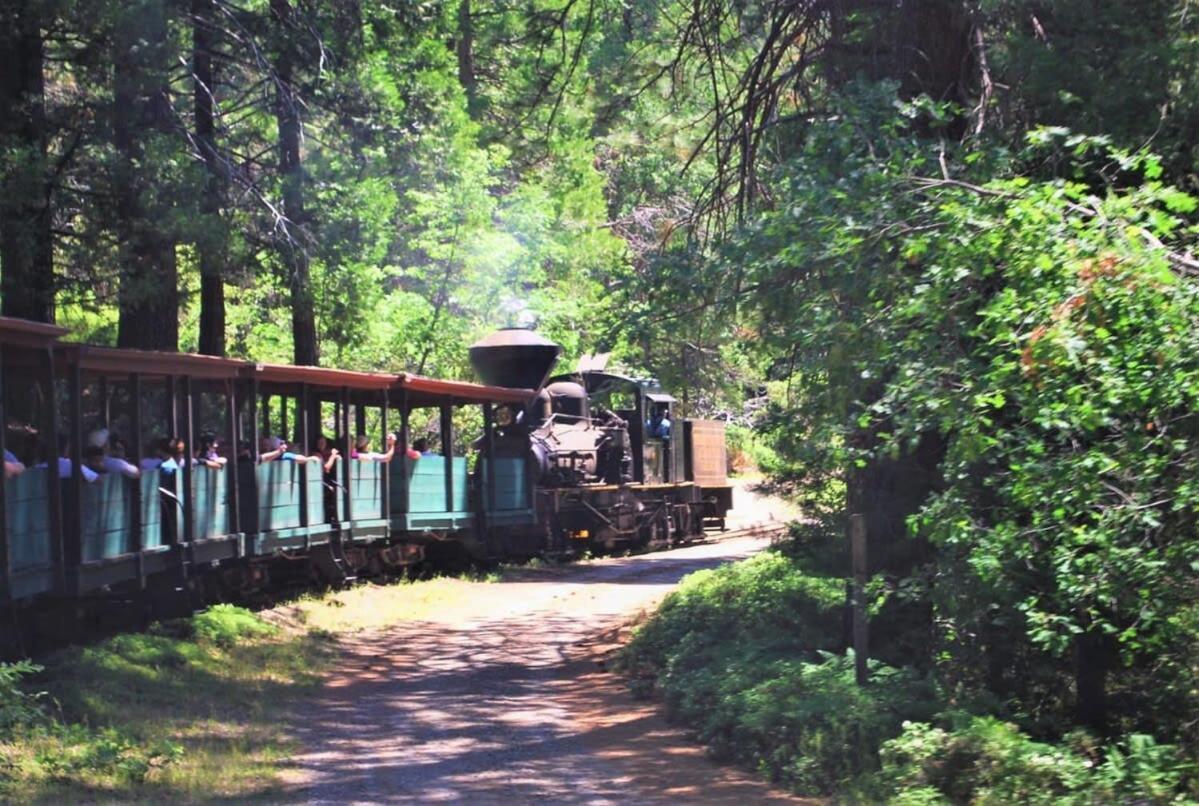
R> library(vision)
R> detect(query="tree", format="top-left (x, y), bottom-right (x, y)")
top-left (113, 0), bottom-right (179, 351)
top-left (193, 0), bottom-right (226, 356)
top-left (271, 0), bottom-right (318, 366)
top-left (0, 0), bottom-right (56, 323)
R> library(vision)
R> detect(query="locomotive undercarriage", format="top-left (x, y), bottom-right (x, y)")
top-left (537, 482), bottom-right (706, 556)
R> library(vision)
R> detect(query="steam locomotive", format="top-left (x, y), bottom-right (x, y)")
top-left (468, 329), bottom-right (733, 558)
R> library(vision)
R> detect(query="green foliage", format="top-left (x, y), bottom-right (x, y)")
top-left (880, 717), bottom-right (1197, 804)
top-left (0, 661), bottom-right (46, 733)
top-left (187, 604), bottom-right (277, 648)
top-left (621, 550), bottom-right (941, 795)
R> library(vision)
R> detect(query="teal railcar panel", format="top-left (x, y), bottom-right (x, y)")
top-left (305, 463), bottom-right (326, 526)
top-left (389, 456), bottom-right (474, 531)
top-left (349, 460), bottom-right (384, 520)
top-left (257, 461), bottom-right (303, 533)
top-left (481, 457), bottom-right (529, 511)
top-left (7, 468), bottom-right (52, 571)
top-left (81, 474), bottom-right (131, 562)
top-left (140, 470), bottom-right (173, 549)
top-left (405, 456), bottom-right (447, 514)
top-left (191, 466), bottom-right (228, 540)
top-left (452, 457), bottom-right (469, 512)
top-left (480, 457), bottom-right (534, 526)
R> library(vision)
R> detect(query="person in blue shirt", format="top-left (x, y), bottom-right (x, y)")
top-left (647, 407), bottom-right (671, 440)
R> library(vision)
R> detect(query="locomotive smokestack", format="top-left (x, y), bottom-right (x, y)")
top-left (469, 328), bottom-right (562, 390)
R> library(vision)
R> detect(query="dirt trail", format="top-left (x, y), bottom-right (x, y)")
top-left (285, 484), bottom-right (805, 804)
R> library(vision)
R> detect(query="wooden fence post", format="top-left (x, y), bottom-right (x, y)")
top-left (850, 513), bottom-right (869, 685)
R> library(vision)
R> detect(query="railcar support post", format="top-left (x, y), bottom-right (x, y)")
top-left (483, 402), bottom-right (496, 517)
top-left (441, 403), bottom-right (454, 513)
top-left (297, 389), bottom-right (309, 531)
top-left (340, 387), bottom-right (352, 526)
top-left (280, 395), bottom-right (288, 445)
top-left (226, 380), bottom-right (240, 537)
top-left (380, 390), bottom-right (389, 522)
top-left (0, 346), bottom-right (11, 600)
top-left (130, 373), bottom-right (144, 587)
top-left (67, 358), bottom-right (84, 583)
top-left (399, 389), bottom-right (409, 515)
top-left (850, 513), bottom-right (869, 685)
top-left (248, 379), bottom-right (260, 462)
top-left (166, 377), bottom-right (178, 440)
top-left (298, 384), bottom-right (310, 452)
top-left (44, 347), bottom-right (64, 590)
top-left (181, 375), bottom-right (195, 571)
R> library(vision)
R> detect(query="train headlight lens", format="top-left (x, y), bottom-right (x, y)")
top-left (495, 405), bottom-right (515, 426)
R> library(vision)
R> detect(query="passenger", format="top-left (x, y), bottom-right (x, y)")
top-left (38, 436), bottom-right (98, 482)
top-left (353, 433), bottom-right (397, 462)
top-left (195, 433), bottom-right (227, 469)
top-left (141, 437), bottom-right (180, 472)
top-left (98, 433), bottom-right (140, 478)
top-left (312, 434), bottom-right (340, 472)
top-left (258, 436), bottom-right (312, 464)
top-left (4, 445), bottom-right (24, 478)
top-left (412, 437), bottom-right (436, 457)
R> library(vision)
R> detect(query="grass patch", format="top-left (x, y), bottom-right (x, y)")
top-left (0, 604), bottom-right (334, 802)
top-left (2, 569), bottom-right (526, 801)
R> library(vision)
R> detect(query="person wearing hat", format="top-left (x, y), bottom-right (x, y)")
top-left (352, 433), bottom-right (397, 462)
top-left (87, 428), bottom-right (140, 478)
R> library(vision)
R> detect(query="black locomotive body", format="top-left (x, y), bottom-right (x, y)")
top-left (470, 329), bottom-right (734, 557)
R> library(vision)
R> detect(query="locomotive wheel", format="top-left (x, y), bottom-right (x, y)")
top-left (645, 508), bottom-right (672, 548)
top-left (672, 504), bottom-right (696, 544)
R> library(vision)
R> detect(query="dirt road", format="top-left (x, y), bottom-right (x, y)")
top-left (286, 491), bottom-right (802, 804)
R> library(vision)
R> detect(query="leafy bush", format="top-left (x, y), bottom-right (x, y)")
top-left (188, 604), bottom-right (276, 648)
top-left (880, 716), bottom-right (1197, 804)
top-left (621, 550), bottom-right (941, 794)
top-left (0, 661), bottom-right (46, 733)
top-left (621, 550), bottom-right (845, 694)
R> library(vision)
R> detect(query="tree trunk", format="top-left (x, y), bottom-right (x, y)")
top-left (114, 0), bottom-right (179, 351)
top-left (194, 0), bottom-right (225, 357)
top-left (1075, 630), bottom-right (1109, 734)
top-left (272, 0), bottom-right (318, 366)
top-left (0, 1), bottom-right (55, 323)
top-left (456, 0), bottom-right (479, 118)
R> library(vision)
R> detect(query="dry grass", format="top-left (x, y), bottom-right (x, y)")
top-left (0, 568), bottom-right (520, 802)
top-left (0, 607), bottom-right (335, 803)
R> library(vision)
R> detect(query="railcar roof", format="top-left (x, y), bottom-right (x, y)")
top-left (0, 317), bottom-right (69, 349)
top-left (396, 373), bottom-right (537, 407)
top-left (57, 344), bottom-right (248, 379)
top-left (247, 362), bottom-right (395, 391)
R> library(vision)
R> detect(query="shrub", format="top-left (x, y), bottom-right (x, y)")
top-left (879, 716), bottom-right (1197, 804)
top-left (188, 604), bottom-right (276, 648)
top-left (620, 551), bottom-right (942, 794)
top-left (0, 661), bottom-right (46, 734)
top-left (620, 551), bottom-right (844, 695)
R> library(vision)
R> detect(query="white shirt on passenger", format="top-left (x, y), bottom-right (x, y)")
top-left (102, 455), bottom-right (140, 478)
top-left (34, 458), bottom-right (98, 483)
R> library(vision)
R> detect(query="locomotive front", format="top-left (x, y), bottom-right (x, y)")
top-left (469, 329), bottom-right (631, 490)
top-left (469, 328), bottom-right (726, 557)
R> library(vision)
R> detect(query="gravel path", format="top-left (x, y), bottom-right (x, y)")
top-left (285, 488), bottom-right (805, 804)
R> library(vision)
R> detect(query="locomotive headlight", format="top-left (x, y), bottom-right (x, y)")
top-left (495, 404), bottom-right (515, 427)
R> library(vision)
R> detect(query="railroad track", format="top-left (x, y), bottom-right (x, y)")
top-left (703, 520), bottom-right (790, 544)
